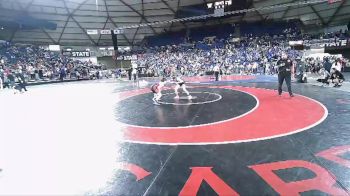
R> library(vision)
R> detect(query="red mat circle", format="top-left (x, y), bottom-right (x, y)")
top-left (115, 86), bottom-right (327, 145)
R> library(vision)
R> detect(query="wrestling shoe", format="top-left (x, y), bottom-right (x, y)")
top-left (153, 101), bottom-right (160, 105)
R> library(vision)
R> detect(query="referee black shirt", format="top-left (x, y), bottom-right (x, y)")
top-left (277, 58), bottom-right (293, 73)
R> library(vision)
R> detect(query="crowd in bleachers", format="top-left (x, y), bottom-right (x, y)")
top-left (1, 21), bottom-right (350, 91)
top-left (137, 36), bottom-right (298, 77)
top-left (134, 27), bottom-right (350, 78)
top-left (0, 42), bottom-right (111, 91)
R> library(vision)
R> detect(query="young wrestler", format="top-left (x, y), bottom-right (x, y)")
top-left (151, 78), bottom-right (167, 105)
top-left (172, 76), bottom-right (192, 99)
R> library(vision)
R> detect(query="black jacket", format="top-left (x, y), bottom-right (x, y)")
top-left (277, 59), bottom-right (292, 73)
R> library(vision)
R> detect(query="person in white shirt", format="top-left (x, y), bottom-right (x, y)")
top-left (331, 59), bottom-right (342, 72)
top-left (131, 68), bottom-right (137, 81)
top-left (131, 62), bottom-right (138, 81)
top-left (335, 59), bottom-right (342, 72)
top-left (213, 65), bottom-right (220, 81)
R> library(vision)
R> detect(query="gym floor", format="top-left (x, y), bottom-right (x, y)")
top-left (1, 75), bottom-right (350, 195)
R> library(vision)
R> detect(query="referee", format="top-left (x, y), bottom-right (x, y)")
top-left (277, 53), bottom-right (294, 97)
top-left (213, 64), bottom-right (220, 81)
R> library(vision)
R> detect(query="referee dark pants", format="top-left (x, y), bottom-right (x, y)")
top-left (214, 71), bottom-right (219, 81)
top-left (278, 71), bottom-right (293, 96)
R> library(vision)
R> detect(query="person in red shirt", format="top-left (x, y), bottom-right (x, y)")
top-left (151, 78), bottom-right (167, 105)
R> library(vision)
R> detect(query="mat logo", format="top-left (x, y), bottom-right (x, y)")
top-left (119, 145), bottom-right (350, 195)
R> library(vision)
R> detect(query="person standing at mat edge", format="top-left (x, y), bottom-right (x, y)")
top-left (213, 64), bottom-right (220, 81)
top-left (277, 53), bottom-right (294, 97)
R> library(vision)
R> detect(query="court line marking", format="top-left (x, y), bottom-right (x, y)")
top-left (141, 147), bottom-right (177, 196)
top-left (118, 87), bottom-right (259, 129)
top-left (157, 92), bottom-right (222, 106)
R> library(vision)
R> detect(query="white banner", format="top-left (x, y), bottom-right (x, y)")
top-left (116, 55), bottom-right (138, 60)
top-left (71, 51), bottom-right (91, 57)
top-left (289, 40), bottom-right (303, 46)
top-left (48, 45), bottom-right (60, 51)
top-left (214, 8), bottom-right (225, 17)
top-left (113, 29), bottom-right (124, 34)
top-left (100, 50), bottom-right (114, 56)
top-left (87, 29), bottom-right (98, 35)
top-left (100, 30), bottom-right (112, 35)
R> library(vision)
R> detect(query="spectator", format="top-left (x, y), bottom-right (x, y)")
top-left (330, 68), bottom-right (345, 87)
top-left (324, 58), bottom-right (332, 73)
top-left (15, 71), bottom-right (28, 93)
